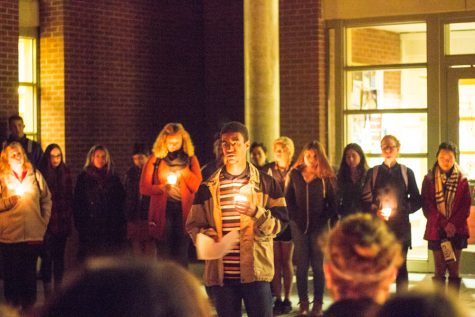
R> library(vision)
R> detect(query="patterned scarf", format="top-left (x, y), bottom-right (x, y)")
top-left (434, 164), bottom-right (459, 219)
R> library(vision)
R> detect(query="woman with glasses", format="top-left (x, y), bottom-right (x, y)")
top-left (38, 144), bottom-right (73, 296)
top-left (361, 135), bottom-right (422, 293)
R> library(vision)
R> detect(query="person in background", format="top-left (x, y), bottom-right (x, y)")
top-left (375, 288), bottom-right (468, 317)
top-left (336, 143), bottom-right (368, 218)
top-left (38, 144), bottom-right (73, 296)
top-left (0, 142), bottom-right (51, 311)
top-left (73, 145), bottom-right (126, 261)
top-left (323, 213), bottom-right (403, 317)
top-left (123, 143), bottom-right (155, 258)
top-left (421, 142), bottom-right (470, 295)
top-left (250, 142), bottom-right (268, 170)
top-left (285, 140), bottom-right (338, 317)
top-left (2, 115), bottom-right (43, 168)
top-left (263, 136), bottom-right (295, 315)
top-left (186, 121), bottom-right (288, 317)
top-left (361, 135), bottom-right (422, 293)
top-left (140, 123), bottom-right (202, 267)
top-left (37, 257), bottom-right (212, 317)
top-left (201, 136), bottom-right (224, 181)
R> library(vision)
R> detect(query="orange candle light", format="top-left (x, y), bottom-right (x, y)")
top-left (381, 207), bottom-right (392, 220)
top-left (167, 173), bottom-right (177, 185)
top-left (15, 184), bottom-right (25, 196)
top-left (234, 194), bottom-right (248, 203)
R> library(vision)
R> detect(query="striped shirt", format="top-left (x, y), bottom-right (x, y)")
top-left (219, 167), bottom-right (250, 282)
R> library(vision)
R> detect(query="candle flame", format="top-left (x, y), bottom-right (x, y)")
top-left (167, 173), bottom-right (177, 185)
top-left (234, 194), bottom-right (248, 203)
top-left (15, 184), bottom-right (25, 196)
top-left (381, 207), bottom-right (392, 220)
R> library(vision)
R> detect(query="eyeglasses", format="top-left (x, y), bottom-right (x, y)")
top-left (50, 154), bottom-right (62, 158)
top-left (382, 145), bottom-right (398, 151)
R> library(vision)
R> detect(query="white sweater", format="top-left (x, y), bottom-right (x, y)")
top-left (0, 169), bottom-right (52, 243)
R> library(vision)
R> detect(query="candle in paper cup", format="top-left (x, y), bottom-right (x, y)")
top-left (381, 207), bottom-right (392, 220)
top-left (167, 173), bottom-right (177, 185)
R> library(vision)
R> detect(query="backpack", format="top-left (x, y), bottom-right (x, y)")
top-left (372, 164), bottom-right (408, 191)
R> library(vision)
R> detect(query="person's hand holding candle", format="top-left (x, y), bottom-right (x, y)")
top-left (235, 194), bottom-right (257, 217)
top-left (167, 173), bottom-right (178, 185)
top-left (378, 206), bottom-right (392, 221)
top-left (15, 184), bottom-right (25, 196)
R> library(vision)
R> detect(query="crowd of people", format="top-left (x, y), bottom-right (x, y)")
top-left (0, 115), bottom-right (471, 317)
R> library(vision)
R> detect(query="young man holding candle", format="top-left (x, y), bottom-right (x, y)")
top-left (361, 135), bottom-right (422, 293)
top-left (186, 121), bottom-right (289, 317)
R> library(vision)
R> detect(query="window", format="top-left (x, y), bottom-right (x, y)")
top-left (344, 23), bottom-right (428, 182)
top-left (18, 36), bottom-right (38, 141)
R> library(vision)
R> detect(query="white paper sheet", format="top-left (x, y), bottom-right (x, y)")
top-left (196, 230), bottom-right (239, 260)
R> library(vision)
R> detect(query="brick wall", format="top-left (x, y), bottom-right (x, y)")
top-left (0, 1), bottom-right (19, 141)
top-left (53, 1), bottom-right (205, 177)
top-left (202, 1), bottom-right (244, 163)
top-left (40, 0), bottom-right (65, 156)
top-left (280, 0), bottom-right (326, 158)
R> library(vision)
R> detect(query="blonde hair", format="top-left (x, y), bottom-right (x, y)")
top-left (273, 136), bottom-right (295, 161)
top-left (152, 123), bottom-right (195, 158)
top-left (381, 135), bottom-right (401, 148)
top-left (0, 142), bottom-right (33, 176)
top-left (325, 213), bottom-right (403, 299)
top-left (83, 145), bottom-right (113, 173)
top-left (292, 140), bottom-right (335, 178)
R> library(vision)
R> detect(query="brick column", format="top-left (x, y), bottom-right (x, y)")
top-left (244, 0), bottom-right (280, 150)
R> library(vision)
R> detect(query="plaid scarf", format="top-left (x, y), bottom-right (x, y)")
top-left (434, 164), bottom-right (459, 219)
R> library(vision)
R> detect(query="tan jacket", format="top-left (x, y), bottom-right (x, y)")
top-left (186, 164), bottom-right (288, 286)
top-left (0, 169), bottom-right (52, 243)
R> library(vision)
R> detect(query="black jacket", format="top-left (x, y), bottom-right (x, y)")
top-left (285, 166), bottom-right (337, 234)
top-left (73, 167), bottom-right (126, 246)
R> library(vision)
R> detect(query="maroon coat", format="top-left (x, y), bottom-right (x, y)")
top-left (421, 171), bottom-right (471, 241)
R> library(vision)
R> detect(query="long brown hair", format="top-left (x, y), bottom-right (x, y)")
top-left (292, 140), bottom-right (335, 178)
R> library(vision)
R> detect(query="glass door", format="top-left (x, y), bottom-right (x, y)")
top-left (447, 67), bottom-right (475, 275)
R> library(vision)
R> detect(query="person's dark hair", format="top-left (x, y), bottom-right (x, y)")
top-left (39, 257), bottom-right (211, 317)
top-left (432, 141), bottom-right (459, 172)
top-left (337, 143), bottom-right (368, 183)
top-left (132, 143), bottom-right (149, 156)
top-left (250, 142), bottom-right (267, 154)
top-left (220, 121), bottom-right (249, 142)
top-left (376, 288), bottom-right (466, 317)
top-left (435, 141), bottom-right (458, 159)
top-left (8, 115), bottom-right (23, 126)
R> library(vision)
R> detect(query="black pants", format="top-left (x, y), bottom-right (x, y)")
top-left (1, 243), bottom-right (41, 309)
top-left (396, 244), bottom-right (409, 293)
top-left (40, 232), bottom-right (67, 288)
top-left (156, 200), bottom-right (190, 267)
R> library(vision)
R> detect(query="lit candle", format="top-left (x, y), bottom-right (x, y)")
top-left (234, 194), bottom-right (248, 203)
top-left (167, 173), bottom-right (177, 185)
top-left (15, 184), bottom-right (25, 196)
top-left (381, 207), bottom-right (392, 220)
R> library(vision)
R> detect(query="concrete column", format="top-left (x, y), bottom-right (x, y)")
top-left (244, 0), bottom-right (279, 154)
